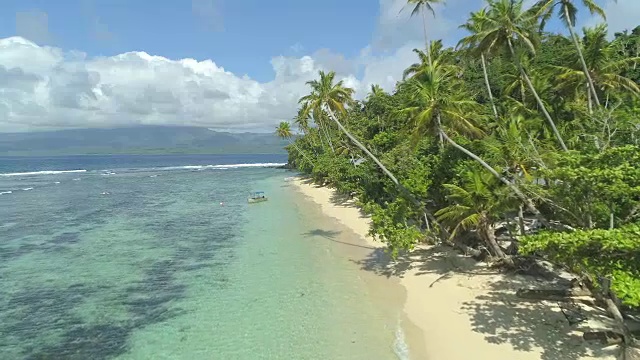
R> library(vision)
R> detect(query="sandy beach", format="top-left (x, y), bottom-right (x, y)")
top-left (291, 177), bottom-right (619, 360)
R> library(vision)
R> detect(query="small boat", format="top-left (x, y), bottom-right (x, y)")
top-left (248, 191), bottom-right (268, 203)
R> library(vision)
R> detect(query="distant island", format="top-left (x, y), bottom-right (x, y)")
top-left (0, 126), bottom-right (290, 156)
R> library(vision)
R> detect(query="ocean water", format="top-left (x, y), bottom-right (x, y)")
top-left (0, 155), bottom-right (408, 359)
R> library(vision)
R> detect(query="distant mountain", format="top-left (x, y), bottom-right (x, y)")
top-left (0, 126), bottom-right (290, 155)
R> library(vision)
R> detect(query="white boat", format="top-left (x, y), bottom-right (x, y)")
top-left (248, 191), bottom-right (268, 203)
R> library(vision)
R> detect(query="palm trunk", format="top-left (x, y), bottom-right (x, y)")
top-left (518, 204), bottom-right (526, 236)
top-left (325, 106), bottom-right (441, 238)
top-left (421, 8), bottom-right (432, 67)
top-left (507, 38), bottom-right (569, 152)
top-left (565, 5), bottom-right (601, 107)
top-left (318, 119), bottom-right (335, 153)
top-left (289, 140), bottom-right (314, 165)
top-left (481, 218), bottom-right (508, 261)
top-left (481, 53), bottom-right (499, 121)
top-left (438, 126), bottom-right (550, 228)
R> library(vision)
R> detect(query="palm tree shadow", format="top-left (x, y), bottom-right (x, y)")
top-left (461, 276), bottom-right (620, 360)
top-left (354, 244), bottom-right (620, 359)
top-left (302, 229), bottom-right (375, 250)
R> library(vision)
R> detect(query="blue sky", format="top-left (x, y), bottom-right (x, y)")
top-left (0, 0), bottom-right (636, 132)
top-left (0, 0), bottom-right (379, 82)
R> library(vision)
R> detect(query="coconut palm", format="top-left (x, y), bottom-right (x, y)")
top-left (402, 40), bottom-right (448, 80)
top-left (400, 59), bottom-right (551, 228)
top-left (532, 0), bottom-right (608, 107)
top-left (403, 0), bottom-right (446, 66)
top-left (458, 8), bottom-right (499, 121)
top-left (275, 121), bottom-right (314, 165)
top-left (554, 24), bottom-right (640, 103)
top-left (299, 70), bottom-right (403, 186)
top-left (477, 0), bottom-right (569, 152)
top-left (436, 169), bottom-right (512, 260)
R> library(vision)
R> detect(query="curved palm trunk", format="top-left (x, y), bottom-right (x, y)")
top-left (507, 38), bottom-right (569, 152)
top-left (564, 5), bottom-right (601, 107)
top-left (479, 216), bottom-right (509, 262)
top-left (438, 126), bottom-right (550, 228)
top-left (481, 53), bottom-right (499, 121)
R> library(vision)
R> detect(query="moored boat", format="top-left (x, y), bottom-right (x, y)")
top-left (248, 191), bottom-right (268, 203)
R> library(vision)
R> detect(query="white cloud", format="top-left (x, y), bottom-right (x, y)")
top-left (583, 0), bottom-right (640, 36)
top-left (0, 0), bottom-right (519, 133)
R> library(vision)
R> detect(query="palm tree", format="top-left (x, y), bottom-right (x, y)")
top-left (300, 70), bottom-right (403, 186)
top-left (477, 0), bottom-right (569, 152)
top-left (532, 0), bottom-right (608, 108)
top-left (403, 0), bottom-right (446, 66)
top-left (436, 169), bottom-right (512, 261)
top-left (402, 40), bottom-right (447, 80)
top-left (400, 59), bottom-right (551, 228)
top-left (458, 8), bottom-right (499, 121)
top-left (275, 121), bottom-right (314, 165)
top-left (554, 25), bottom-right (640, 103)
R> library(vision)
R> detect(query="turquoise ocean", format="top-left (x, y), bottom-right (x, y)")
top-left (0, 155), bottom-right (411, 360)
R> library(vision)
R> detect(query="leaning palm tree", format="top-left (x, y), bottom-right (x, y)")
top-left (458, 8), bottom-right (499, 121)
top-left (275, 121), bottom-right (314, 165)
top-left (299, 70), bottom-right (403, 187)
top-left (403, 0), bottom-right (446, 66)
top-left (554, 24), bottom-right (640, 105)
top-left (532, 0), bottom-right (608, 108)
top-left (478, 0), bottom-right (569, 152)
top-left (400, 59), bottom-right (551, 228)
top-left (436, 169), bottom-right (513, 261)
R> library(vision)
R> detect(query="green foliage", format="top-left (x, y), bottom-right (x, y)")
top-left (283, 0), bottom-right (640, 308)
top-left (520, 225), bottom-right (640, 306)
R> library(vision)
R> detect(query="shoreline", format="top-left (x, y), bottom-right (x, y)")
top-left (290, 177), bottom-right (618, 360)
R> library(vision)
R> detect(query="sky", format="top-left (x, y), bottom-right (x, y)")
top-left (0, 0), bottom-right (637, 133)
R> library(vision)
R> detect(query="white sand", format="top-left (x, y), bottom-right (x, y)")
top-left (291, 178), bottom-right (618, 360)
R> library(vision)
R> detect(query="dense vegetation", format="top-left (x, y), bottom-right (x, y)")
top-left (278, 0), bottom-right (640, 309)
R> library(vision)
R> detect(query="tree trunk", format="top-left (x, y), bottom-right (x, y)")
top-left (507, 38), bottom-right (569, 152)
top-left (481, 53), bottom-right (499, 121)
top-left (318, 119), bottom-right (335, 153)
top-left (290, 140), bottom-right (315, 165)
top-left (438, 128), bottom-right (551, 229)
top-left (325, 107), bottom-right (444, 241)
top-left (481, 218), bottom-right (507, 259)
top-left (565, 5), bottom-right (601, 107)
top-left (421, 8), bottom-right (432, 67)
top-left (518, 204), bottom-right (526, 236)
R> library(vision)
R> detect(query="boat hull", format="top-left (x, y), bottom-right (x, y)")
top-left (248, 197), bottom-right (268, 204)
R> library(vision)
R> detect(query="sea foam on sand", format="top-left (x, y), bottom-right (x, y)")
top-left (291, 177), bottom-right (618, 360)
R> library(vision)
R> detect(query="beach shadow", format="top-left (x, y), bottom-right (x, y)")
top-left (461, 276), bottom-right (619, 360)
top-left (353, 245), bottom-right (480, 279)
top-left (354, 244), bottom-right (619, 359)
top-left (303, 228), bottom-right (375, 250)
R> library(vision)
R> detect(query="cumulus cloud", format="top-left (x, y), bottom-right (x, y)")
top-left (0, 37), bottom-right (365, 132)
top-left (9, 0), bottom-right (593, 133)
top-left (583, 0), bottom-right (640, 36)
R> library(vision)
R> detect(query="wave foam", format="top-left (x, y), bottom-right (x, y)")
top-left (393, 317), bottom-right (411, 360)
top-left (0, 191), bottom-right (12, 195)
top-left (0, 169), bottom-right (87, 177)
top-left (155, 163), bottom-right (286, 171)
